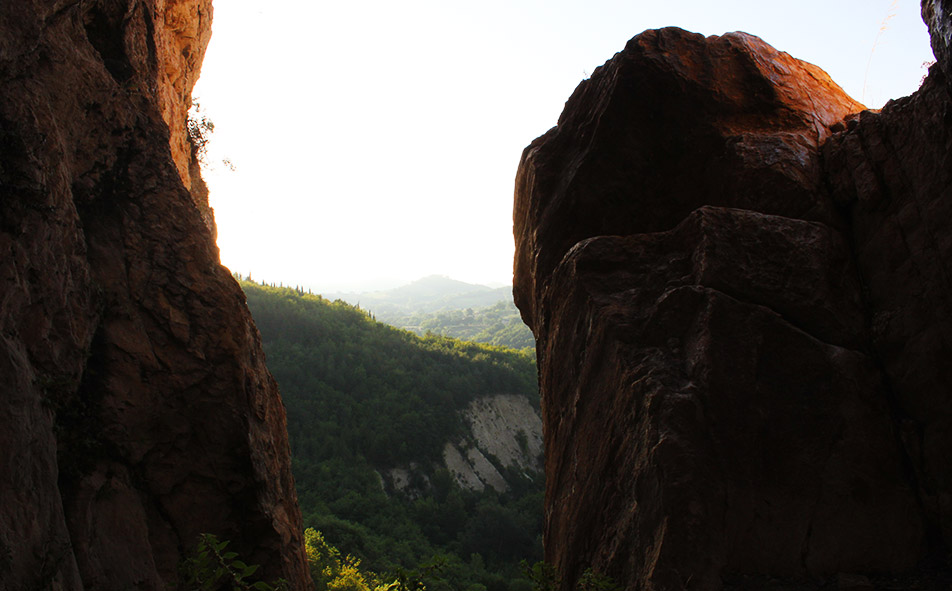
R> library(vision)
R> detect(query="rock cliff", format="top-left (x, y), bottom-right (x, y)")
top-left (0, 1), bottom-right (309, 589)
top-left (385, 393), bottom-right (544, 496)
top-left (515, 6), bottom-right (952, 590)
top-left (442, 393), bottom-right (544, 493)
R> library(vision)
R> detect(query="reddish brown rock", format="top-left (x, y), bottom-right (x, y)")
top-left (515, 18), bottom-right (952, 591)
top-left (824, 60), bottom-right (952, 563)
top-left (0, 1), bottom-right (309, 589)
top-left (513, 28), bottom-right (864, 327)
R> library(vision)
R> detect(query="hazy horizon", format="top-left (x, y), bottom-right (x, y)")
top-left (236, 272), bottom-right (512, 296)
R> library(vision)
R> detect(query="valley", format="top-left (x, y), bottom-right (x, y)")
top-left (241, 280), bottom-right (543, 591)
top-left (326, 275), bottom-right (535, 351)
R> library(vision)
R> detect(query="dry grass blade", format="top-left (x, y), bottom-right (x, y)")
top-left (862, 0), bottom-right (899, 103)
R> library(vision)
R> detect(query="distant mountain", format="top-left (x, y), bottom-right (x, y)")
top-left (324, 276), bottom-right (534, 350)
top-left (375, 275), bottom-right (493, 302)
top-left (401, 300), bottom-right (535, 350)
top-left (326, 275), bottom-right (511, 315)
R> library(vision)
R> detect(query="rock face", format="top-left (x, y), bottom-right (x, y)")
top-left (0, 2), bottom-right (309, 590)
top-left (514, 12), bottom-right (952, 591)
top-left (442, 394), bottom-right (544, 493)
top-left (386, 393), bottom-right (544, 495)
top-left (924, 0), bottom-right (952, 91)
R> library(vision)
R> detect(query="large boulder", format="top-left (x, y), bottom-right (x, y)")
top-left (515, 11), bottom-right (952, 591)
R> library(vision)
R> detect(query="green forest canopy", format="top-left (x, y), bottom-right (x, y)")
top-left (240, 280), bottom-right (543, 591)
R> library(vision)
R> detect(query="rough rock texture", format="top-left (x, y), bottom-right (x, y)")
top-left (0, 1), bottom-right (309, 590)
top-left (514, 15), bottom-right (952, 591)
top-left (443, 393), bottom-right (543, 493)
top-left (388, 393), bottom-right (543, 495)
top-left (443, 442), bottom-right (509, 493)
top-left (463, 394), bottom-right (544, 474)
top-left (924, 0), bottom-right (952, 92)
top-left (823, 63), bottom-right (952, 569)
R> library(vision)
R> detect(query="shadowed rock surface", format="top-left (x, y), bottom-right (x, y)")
top-left (514, 9), bottom-right (951, 591)
top-left (0, 1), bottom-right (309, 589)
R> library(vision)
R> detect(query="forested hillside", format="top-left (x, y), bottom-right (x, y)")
top-left (240, 280), bottom-right (543, 591)
top-left (325, 275), bottom-right (536, 350)
top-left (389, 300), bottom-right (535, 351)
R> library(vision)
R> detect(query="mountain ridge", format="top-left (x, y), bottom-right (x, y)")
top-left (312, 275), bottom-right (534, 350)
top-left (325, 275), bottom-right (511, 313)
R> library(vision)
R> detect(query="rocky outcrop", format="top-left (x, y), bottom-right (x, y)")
top-left (822, 57), bottom-right (952, 571)
top-left (443, 442), bottom-right (510, 493)
top-left (923, 0), bottom-right (952, 92)
top-left (0, 2), bottom-right (309, 590)
top-left (515, 11), bottom-right (952, 591)
top-left (464, 394), bottom-right (544, 475)
top-left (388, 393), bottom-right (543, 495)
top-left (444, 393), bottom-right (543, 493)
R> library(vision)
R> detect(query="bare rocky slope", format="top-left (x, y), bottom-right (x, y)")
top-left (0, 1), bottom-right (309, 589)
top-left (439, 393), bottom-right (544, 494)
top-left (383, 394), bottom-right (543, 496)
top-left (514, 2), bottom-right (952, 590)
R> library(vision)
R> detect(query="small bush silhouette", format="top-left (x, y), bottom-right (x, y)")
top-left (181, 533), bottom-right (288, 591)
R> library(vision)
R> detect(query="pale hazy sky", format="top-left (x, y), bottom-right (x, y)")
top-left (193, 0), bottom-right (934, 293)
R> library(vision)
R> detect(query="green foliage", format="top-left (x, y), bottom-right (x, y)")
top-left (241, 279), bottom-right (537, 468)
top-left (389, 300), bottom-right (535, 351)
top-left (521, 561), bottom-right (559, 591)
top-left (187, 100), bottom-right (215, 163)
top-left (239, 280), bottom-right (543, 591)
top-left (519, 562), bottom-right (620, 591)
top-left (577, 569), bottom-right (620, 591)
top-left (182, 533), bottom-right (287, 591)
top-left (306, 527), bottom-right (459, 591)
top-left (306, 528), bottom-right (384, 591)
